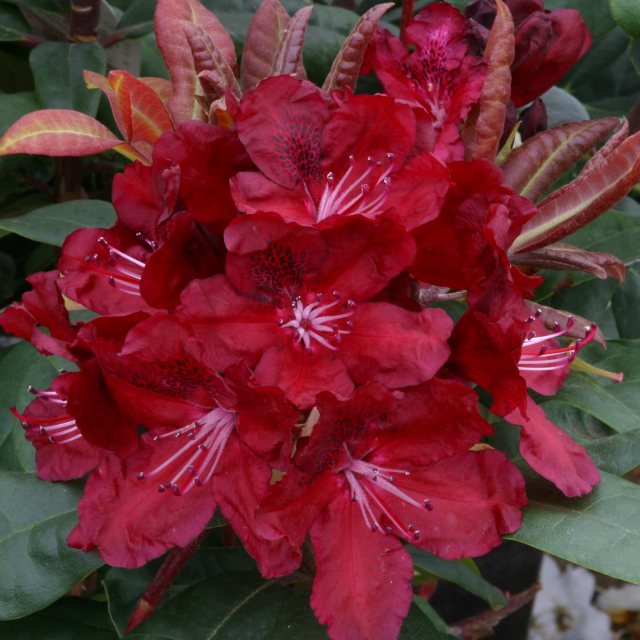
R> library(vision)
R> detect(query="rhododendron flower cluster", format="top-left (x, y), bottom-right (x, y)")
top-left (1, 0), bottom-right (638, 638)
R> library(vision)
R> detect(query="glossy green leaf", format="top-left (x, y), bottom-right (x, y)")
top-left (30, 42), bottom-right (107, 116)
top-left (409, 547), bottom-right (506, 608)
top-left (0, 598), bottom-right (118, 639)
top-left (612, 265), bottom-right (640, 338)
top-left (610, 0), bottom-right (640, 41)
top-left (552, 340), bottom-right (640, 433)
top-left (0, 341), bottom-right (59, 473)
top-left (585, 429), bottom-right (640, 476)
top-left (0, 4), bottom-right (31, 41)
top-left (0, 200), bottom-right (116, 246)
top-left (0, 471), bottom-right (103, 619)
top-left (508, 471), bottom-right (640, 585)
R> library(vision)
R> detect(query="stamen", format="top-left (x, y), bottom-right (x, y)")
top-left (518, 321), bottom-right (597, 372)
top-left (139, 408), bottom-right (236, 496)
top-left (315, 153), bottom-right (395, 222)
top-left (85, 237), bottom-right (147, 297)
top-left (280, 293), bottom-right (355, 352)
top-left (344, 458), bottom-right (432, 540)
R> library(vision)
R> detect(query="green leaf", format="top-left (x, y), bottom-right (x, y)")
top-left (610, 0), bottom-right (640, 41)
top-left (585, 429), bottom-right (640, 476)
top-left (551, 340), bottom-right (640, 433)
top-left (540, 87), bottom-right (590, 128)
top-left (0, 200), bottom-right (116, 246)
top-left (117, 0), bottom-right (156, 38)
top-left (0, 4), bottom-right (31, 41)
top-left (400, 603), bottom-right (456, 639)
top-left (545, 0), bottom-right (616, 40)
top-left (0, 598), bottom-right (118, 639)
top-left (30, 42), bottom-right (107, 116)
top-left (0, 341), bottom-right (59, 472)
top-left (612, 265), bottom-right (640, 338)
top-left (409, 547), bottom-right (506, 608)
top-left (0, 471), bottom-right (103, 619)
top-left (508, 471), bottom-right (640, 585)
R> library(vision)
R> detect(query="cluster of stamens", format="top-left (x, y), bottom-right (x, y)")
top-left (137, 407), bottom-right (235, 496)
top-left (84, 236), bottom-right (154, 297)
top-left (314, 153), bottom-right (395, 222)
top-left (343, 458), bottom-right (433, 541)
top-left (518, 310), bottom-right (598, 373)
top-left (12, 386), bottom-right (82, 445)
top-left (279, 291), bottom-right (356, 351)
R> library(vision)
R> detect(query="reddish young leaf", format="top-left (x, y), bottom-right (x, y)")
top-left (0, 109), bottom-right (124, 157)
top-left (240, 0), bottom-right (311, 92)
top-left (465, 0), bottom-right (514, 161)
top-left (154, 0), bottom-right (236, 123)
top-left (502, 118), bottom-right (621, 202)
top-left (582, 117), bottom-right (629, 174)
top-left (323, 3), bottom-right (394, 93)
top-left (511, 242), bottom-right (626, 282)
top-left (184, 23), bottom-right (241, 102)
top-left (272, 6), bottom-right (313, 80)
top-left (512, 131), bottom-right (640, 252)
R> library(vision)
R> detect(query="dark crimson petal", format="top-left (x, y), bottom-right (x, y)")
top-left (140, 212), bottom-right (222, 311)
top-left (235, 76), bottom-right (331, 189)
top-left (255, 344), bottom-right (354, 409)
top-left (152, 121), bottom-right (253, 226)
top-left (511, 10), bottom-right (591, 107)
top-left (66, 362), bottom-right (138, 457)
top-left (178, 276), bottom-right (277, 370)
top-left (341, 302), bottom-right (451, 389)
top-left (505, 396), bottom-right (600, 497)
top-left (93, 314), bottom-right (228, 426)
top-left (230, 171), bottom-right (310, 222)
top-left (374, 379), bottom-right (493, 464)
top-left (68, 445), bottom-right (216, 568)
top-left (224, 213), bottom-right (327, 304)
top-left (368, 449), bottom-right (526, 558)
top-left (317, 217), bottom-right (416, 301)
top-left (112, 161), bottom-right (164, 239)
top-left (321, 93), bottom-right (416, 176)
top-left (58, 225), bottom-right (153, 315)
top-left (0, 271), bottom-right (77, 359)
top-left (309, 492), bottom-right (413, 640)
top-left (213, 437), bottom-right (299, 579)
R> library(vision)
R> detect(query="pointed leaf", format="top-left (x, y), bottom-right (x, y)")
top-left (0, 471), bottom-right (104, 619)
top-left (154, 0), bottom-right (236, 123)
top-left (0, 200), bottom-right (116, 245)
top-left (511, 242), bottom-right (625, 282)
top-left (507, 471), bottom-right (640, 585)
top-left (512, 131), bottom-right (640, 252)
top-left (409, 548), bottom-right (506, 608)
top-left (465, 0), bottom-right (514, 161)
top-left (30, 42), bottom-right (106, 117)
top-left (272, 6), bottom-right (313, 80)
top-left (582, 117), bottom-right (629, 174)
top-left (0, 109), bottom-right (124, 157)
top-left (322, 3), bottom-right (394, 93)
top-left (502, 118), bottom-right (621, 202)
top-left (240, 0), bottom-right (290, 92)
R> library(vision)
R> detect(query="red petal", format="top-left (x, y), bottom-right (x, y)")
top-left (68, 447), bottom-right (216, 568)
top-left (505, 396), bottom-right (600, 497)
top-left (309, 491), bottom-right (413, 640)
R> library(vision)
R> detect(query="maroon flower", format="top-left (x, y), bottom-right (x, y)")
top-left (363, 2), bottom-right (487, 161)
top-left (257, 382), bottom-right (526, 639)
top-left (231, 75), bottom-right (449, 228)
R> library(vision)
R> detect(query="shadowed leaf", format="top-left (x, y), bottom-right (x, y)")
top-left (502, 118), bottom-right (621, 202)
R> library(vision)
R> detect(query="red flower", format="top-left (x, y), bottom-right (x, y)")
top-left (363, 2), bottom-right (487, 161)
top-left (257, 382), bottom-right (525, 639)
top-left (179, 214), bottom-right (452, 408)
top-left (231, 75), bottom-right (449, 229)
top-left (68, 315), bottom-right (299, 569)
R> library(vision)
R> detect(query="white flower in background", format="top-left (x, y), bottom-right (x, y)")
top-left (528, 555), bottom-right (612, 640)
